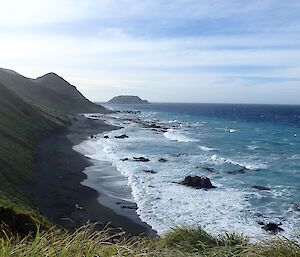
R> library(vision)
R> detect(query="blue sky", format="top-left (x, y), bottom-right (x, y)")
top-left (0, 0), bottom-right (300, 104)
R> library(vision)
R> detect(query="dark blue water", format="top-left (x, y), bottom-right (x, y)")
top-left (122, 103), bottom-right (300, 127)
top-left (92, 103), bottom-right (300, 239)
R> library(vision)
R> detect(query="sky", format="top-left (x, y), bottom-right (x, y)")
top-left (0, 0), bottom-right (300, 104)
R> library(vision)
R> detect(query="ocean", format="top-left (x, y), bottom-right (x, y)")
top-left (75, 103), bottom-right (300, 240)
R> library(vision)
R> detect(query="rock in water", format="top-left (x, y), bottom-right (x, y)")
top-left (133, 157), bottom-right (150, 162)
top-left (144, 169), bottom-right (157, 174)
top-left (159, 158), bottom-right (168, 162)
top-left (252, 185), bottom-right (271, 191)
top-left (180, 176), bottom-right (216, 189)
top-left (261, 222), bottom-right (284, 233)
top-left (115, 134), bottom-right (129, 139)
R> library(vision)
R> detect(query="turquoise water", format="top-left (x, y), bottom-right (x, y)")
top-left (87, 103), bottom-right (300, 239)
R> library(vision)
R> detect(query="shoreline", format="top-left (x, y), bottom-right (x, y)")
top-left (28, 114), bottom-right (156, 237)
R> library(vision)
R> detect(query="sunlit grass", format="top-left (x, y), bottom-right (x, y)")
top-left (0, 225), bottom-right (299, 257)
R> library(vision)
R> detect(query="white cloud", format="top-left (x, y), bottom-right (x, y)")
top-left (0, 0), bottom-right (299, 104)
top-left (1, 0), bottom-right (298, 28)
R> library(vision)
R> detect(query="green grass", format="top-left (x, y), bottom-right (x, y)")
top-left (0, 226), bottom-right (299, 257)
top-left (0, 82), bottom-right (67, 231)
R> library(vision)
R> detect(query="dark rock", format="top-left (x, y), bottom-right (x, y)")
top-left (197, 167), bottom-right (216, 173)
top-left (171, 153), bottom-right (188, 157)
top-left (144, 169), bottom-right (157, 174)
top-left (120, 110), bottom-right (141, 114)
top-left (252, 185), bottom-right (271, 191)
top-left (148, 124), bottom-right (162, 129)
top-left (120, 205), bottom-right (138, 210)
top-left (115, 134), bottom-right (129, 139)
top-left (121, 158), bottom-right (129, 161)
top-left (159, 158), bottom-right (168, 162)
top-left (180, 176), bottom-right (216, 189)
top-left (133, 157), bottom-right (150, 162)
top-left (261, 222), bottom-right (284, 233)
top-left (103, 135), bottom-right (109, 139)
top-left (227, 167), bottom-right (249, 174)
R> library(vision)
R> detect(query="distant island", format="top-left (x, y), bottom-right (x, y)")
top-left (108, 95), bottom-right (149, 104)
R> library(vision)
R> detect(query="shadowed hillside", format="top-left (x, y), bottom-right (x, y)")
top-left (0, 81), bottom-right (65, 234)
top-left (0, 68), bottom-right (109, 235)
top-left (0, 68), bottom-right (108, 114)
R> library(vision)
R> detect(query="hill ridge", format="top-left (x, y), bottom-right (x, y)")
top-left (0, 67), bottom-right (108, 114)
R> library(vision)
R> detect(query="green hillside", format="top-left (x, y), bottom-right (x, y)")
top-left (0, 68), bottom-right (108, 235)
top-left (0, 82), bottom-right (67, 233)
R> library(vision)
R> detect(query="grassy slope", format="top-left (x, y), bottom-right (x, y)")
top-left (0, 226), bottom-right (299, 256)
top-left (0, 82), bottom-right (67, 228)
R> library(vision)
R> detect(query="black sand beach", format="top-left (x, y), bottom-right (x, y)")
top-left (29, 114), bottom-right (155, 237)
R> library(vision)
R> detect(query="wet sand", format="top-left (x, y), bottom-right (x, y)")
top-left (29, 114), bottom-right (156, 237)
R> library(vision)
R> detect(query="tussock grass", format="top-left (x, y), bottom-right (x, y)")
top-left (0, 225), bottom-right (299, 257)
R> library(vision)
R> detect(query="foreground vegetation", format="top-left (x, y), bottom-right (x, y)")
top-left (0, 225), bottom-right (299, 257)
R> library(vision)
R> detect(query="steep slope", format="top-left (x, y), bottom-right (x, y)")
top-left (0, 82), bottom-right (65, 223)
top-left (0, 68), bottom-right (108, 114)
top-left (108, 95), bottom-right (149, 104)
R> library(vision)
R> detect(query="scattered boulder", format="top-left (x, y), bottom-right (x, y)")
top-left (121, 158), bottom-right (129, 161)
top-left (103, 135), bottom-right (109, 139)
top-left (120, 110), bottom-right (141, 114)
top-left (90, 135), bottom-right (96, 138)
top-left (180, 176), bottom-right (216, 189)
top-left (148, 124), bottom-right (162, 129)
top-left (159, 158), bottom-right (168, 162)
top-left (144, 169), bottom-right (157, 174)
top-left (171, 153), bottom-right (188, 157)
top-left (252, 185), bottom-right (271, 191)
top-left (197, 167), bottom-right (216, 173)
top-left (133, 157), bottom-right (150, 162)
top-left (260, 222), bottom-right (284, 234)
top-left (227, 167), bottom-right (249, 174)
top-left (120, 205), bottom-right (138, 210)
top-left (115, 134), bottom-right (129, 139)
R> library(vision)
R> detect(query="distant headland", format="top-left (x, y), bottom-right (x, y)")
top-left (108, 95), bottom-right (150, 104)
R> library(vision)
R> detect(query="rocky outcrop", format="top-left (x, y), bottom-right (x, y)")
top-left (144, 170), bottom-right (157, 174)
top-left (115, 134), bottom-right (129, 139)
top-left (108, 95), bottom-right (149, 104)
top-left (258, 222), bottom-right (284, 233)
top-left (197, 167), bottom-right (216, 173)
top-left (159, 158), bottom-right (168, 162)
top-left (133, 157), bottom-right (150, 162)
top-left (227, 167), bottom-right (249, 174)
top-left (252, 185), bottom-right (271, 191)
top-left (179, 176), bottom-right (216, 189)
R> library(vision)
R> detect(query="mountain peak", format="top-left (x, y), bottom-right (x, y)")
top-left (36, 72), bottom-right (65, 81)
